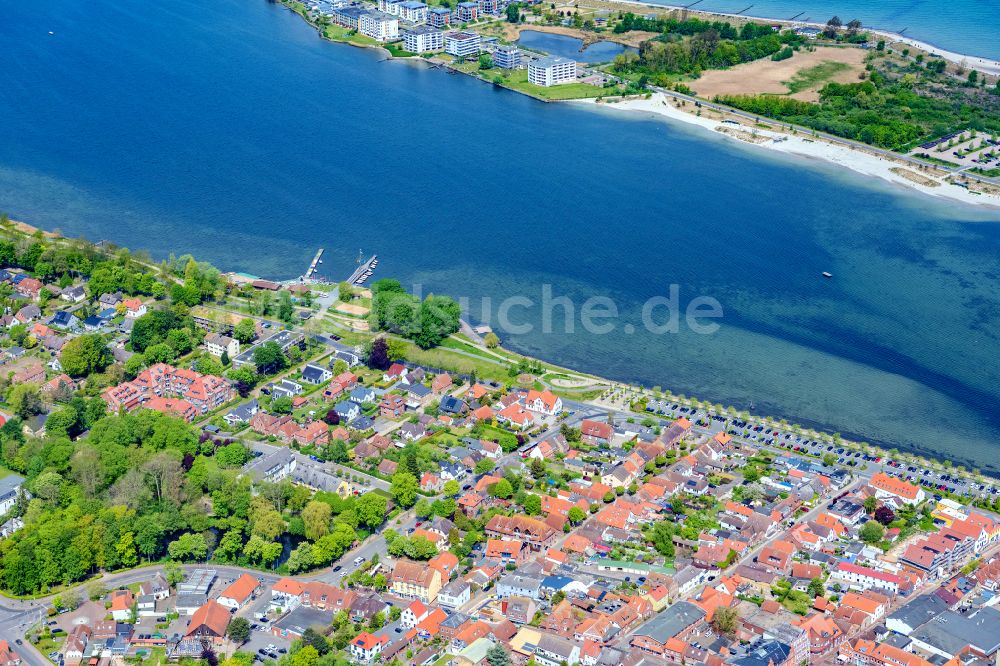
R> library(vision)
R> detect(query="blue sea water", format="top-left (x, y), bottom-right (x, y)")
top-left (1, 0), bottom-right (1000, 470)
top-left (646, 0), bottom-right (1000, 61)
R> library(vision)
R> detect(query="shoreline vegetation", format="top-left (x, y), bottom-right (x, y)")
top-left (278, 0), bottom-right (1000, 207)
top-left (0, 215), bottom-right (998, 599)
top-left (6, 215), bottom-right (999, 483)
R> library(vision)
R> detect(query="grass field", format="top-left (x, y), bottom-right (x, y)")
top-left (783, 61), bottom-right (851, 94)
top-left (500, 69), bottom-right (609, 101)
top-left (322, 24), bottom-right (379, 47)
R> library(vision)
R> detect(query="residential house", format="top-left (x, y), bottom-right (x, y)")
top-left (184, 600), bottom-right (231, 644)
top-left (301, 363), bottom-right (332, 385)
top-left (390, 560), bottom-right (443, 603)
top-left (217, 573), bottom-right (260, 610)
top-left (204, 333), bottom-right (239, 358)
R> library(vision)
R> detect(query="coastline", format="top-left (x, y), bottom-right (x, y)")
top-left (277, 2), bottom-right (1000, 209)
top-left (594, 0), bottom-right (1000, 75)
top-left (573, 94), bottom-right (1000, 209)
top-left (7, 210), bottom-right (999, 479)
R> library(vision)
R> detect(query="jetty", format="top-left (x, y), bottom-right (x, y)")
top-left (304, 248), bottom-right (324, 279)
top-left (346, 254), bottom-right (378, 286)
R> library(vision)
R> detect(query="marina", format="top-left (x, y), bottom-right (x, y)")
top-left (303, 247), bottom-right (324, 280)
top-left (345, 253), bottom-right (379, 286)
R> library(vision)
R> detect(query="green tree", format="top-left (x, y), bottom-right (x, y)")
top-left (167, 532), bottom-right (208, 561)
top-left (808, 577), bottom-right (825, 598)
top-left (60, 334), bottom-right (113, 377)
top-left (487, 643), bottom-right (511, 666)
top-left (491, 479), bottom-right (513, 499)
top-left (475, 458), bottom-right (496, 475)
top-left (711, 606), bottom-right (739, 634)
top-left (568, 506), bottom-right (586, 525)
top-left (356, 493), bottom-right (389, 529)
top-left (505, 3), bottom-right (520, 23)
top-left (302, 500), bottom-right (333, 541)
top-left (443, 480), bottom-right (460, 496)
top-left (390, 471), bottom-right (419, 508)
top-left (253, 341), bottom-right (286, 374)
top-left (859, 520), bottom-right (885, 544)
top-left (522, 494), bottom-right (542, 515)
top-left (863, 496), bottom-right (878, 513)
top-left (822, 453), bottom-right (837, 466)
top-left (227, 617), bottom-right (251, 644)
top-left (8, 383), bottom-right (42, 418)
top-left (233, 318), bottom-right (256, 343)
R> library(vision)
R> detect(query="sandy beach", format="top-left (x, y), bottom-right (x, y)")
top-left (573, 93), bottom-right (1000, 209)
top-left (587, 0), bottom-right (1000, 76)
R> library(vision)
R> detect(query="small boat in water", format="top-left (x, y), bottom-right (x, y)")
top-left (822, 272), bottom-right (833, 278)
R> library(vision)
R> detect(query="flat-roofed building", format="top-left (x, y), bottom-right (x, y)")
top-left (494, 44), bottom-right (520, 69)
top-left (528, 55), bottom-right (577, 87)
top-left (359, 11), bottom-right (400, 42)
top-left (404, 25), bottom-right (443, 53)
top-left (444, 31), bottom-right (480, 58)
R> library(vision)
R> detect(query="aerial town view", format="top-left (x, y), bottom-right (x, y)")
top-left (1, 1), bottom-right (1000, 666)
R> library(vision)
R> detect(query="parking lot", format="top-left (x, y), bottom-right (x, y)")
top-left (643, 399), bottom-right (1000, 501)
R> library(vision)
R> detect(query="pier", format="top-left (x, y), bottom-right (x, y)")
top-left (346, 254), bottom-right (378, 286)
top-left (304, 248), bottom-right (324, 279)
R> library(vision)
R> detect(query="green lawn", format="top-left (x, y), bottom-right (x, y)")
top-left (0, 466), bottom-right (11, 480)
top-left (499, 69), bottom-right (610, 100)
top-left (783, 61), bottom-right (851, 94)
top-left (322, 24), bottom-right (379, 47)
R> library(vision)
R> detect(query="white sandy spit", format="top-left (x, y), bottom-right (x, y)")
top-left (571, 93), bottom-right (998, 209)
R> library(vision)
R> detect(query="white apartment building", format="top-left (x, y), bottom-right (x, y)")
top-left (359, 11), bottom-right (400, 42)
top-left (444, 31), bottom-right (481, 58)
top-left (404, 26), bottom-right (443, 53)
top-left (528, 55), bottom-right (577, 86)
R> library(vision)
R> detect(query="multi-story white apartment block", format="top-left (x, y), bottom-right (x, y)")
top-left (528, 55), bottom-right (577, 86)
top-left (494, 44), bottom-right (520, 69)
top-left (404, 26), bottom-right (443, 53)
top-left (398, 0), bottom-right (428, 23)
top-left (444, 31), bottom-right (481, 58)
top-left (359, 11), bottom-right (400, 41)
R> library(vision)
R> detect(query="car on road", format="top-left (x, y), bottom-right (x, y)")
top-left (353, 556), bottom-right (366, 566)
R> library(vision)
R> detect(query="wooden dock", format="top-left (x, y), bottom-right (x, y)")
top-left (346, 255), bottom-right (378, 286)
top-left (304, 248), bottom-right (324, 279)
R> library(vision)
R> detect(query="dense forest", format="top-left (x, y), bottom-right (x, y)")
top-left (0, 407), bottom-right (400, 594)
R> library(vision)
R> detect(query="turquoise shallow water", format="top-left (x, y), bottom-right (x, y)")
top-left (646, 0), bottom-right (1000, 60)
top-left (1, 0), bottom-right (1000, 471)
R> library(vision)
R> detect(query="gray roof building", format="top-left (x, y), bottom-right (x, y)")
top-left (632, 601), bottom-right (707, 645)
top-left (909, 607), bottom-right (1000, 657)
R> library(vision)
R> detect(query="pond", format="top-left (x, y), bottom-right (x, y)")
top-left (516, 29), bottom-right (636, 63)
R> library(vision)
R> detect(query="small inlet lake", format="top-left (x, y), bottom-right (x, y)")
top-left (516, 30), bottom-right (636, 63)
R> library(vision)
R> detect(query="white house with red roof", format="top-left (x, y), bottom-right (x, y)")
top-left (869, 473), bottom-right (925, 505)
top-left (217, 573), bottom-right (260, 610)
top-left (401, 599), bottom-right (430, 629)
top-left (350, 632), bottom-right (387, 662)
top-left (122, 298), bottom-right (147, 318)
top-left (524, 389), bottom-right (562, 415)
top-left (383, 363), bottom-right (406, 382)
